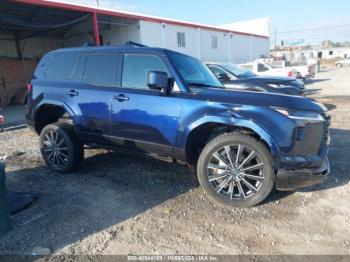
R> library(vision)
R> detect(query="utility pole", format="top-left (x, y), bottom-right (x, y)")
top-left (96, 0), bottom-right (99, 7)
top-left (274, 28), bottom-right (277, 50)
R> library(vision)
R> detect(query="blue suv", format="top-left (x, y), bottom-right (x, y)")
top-left (26, 44), bottom-right (331, 207)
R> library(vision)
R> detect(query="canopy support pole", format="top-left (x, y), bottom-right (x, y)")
top-left (92, 12), bottom-right (100, 46)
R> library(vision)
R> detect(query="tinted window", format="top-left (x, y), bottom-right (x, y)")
top-left (122, 54), bottom-right (169, 89)
top-left (208, 65), bottom-right (234, 78)
top-left (257, 63), bottom-right (269, 72)
top-left (83, 54), bottom-right (118, 86)
top-left (45, 52), bottom-right (77, 79)
top-left (168, 52), bottom-right (222, 90)
top-left (71, 55), bottom-right (86, 80)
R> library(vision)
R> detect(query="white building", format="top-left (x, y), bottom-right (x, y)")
top-left (1, 0), bottom-right (270, 64)
top-left (271, 47), bottom-right (350, 64)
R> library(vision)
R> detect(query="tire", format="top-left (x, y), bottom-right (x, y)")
top-left (39, 123), bottom-right (84, 173)
top-left (197, 132), bottom-right (274, 208)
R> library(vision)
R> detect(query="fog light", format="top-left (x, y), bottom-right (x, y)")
top-left (281, 156), bottom-right (307, 163)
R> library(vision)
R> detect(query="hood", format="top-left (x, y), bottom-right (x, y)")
top-left (241, 75), bottom-right (297, 83)
top-left (197, 88), bottom-right (324, 112)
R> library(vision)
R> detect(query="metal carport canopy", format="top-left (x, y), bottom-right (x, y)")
top-left (12, 0), bottom-right (268, 42)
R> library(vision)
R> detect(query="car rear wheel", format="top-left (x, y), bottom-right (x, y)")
top-left (197, 133), bottom-right (274, 208)
top-left (39, 123), bottom-right (84, 173)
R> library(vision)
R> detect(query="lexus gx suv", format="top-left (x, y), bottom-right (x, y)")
top-left (26, 44), bottom-right (331, 207)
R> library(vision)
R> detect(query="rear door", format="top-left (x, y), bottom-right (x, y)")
top-left (110, 52), bottom-right (182, 156)
top-left (64, 52), bottom-right (118, 142)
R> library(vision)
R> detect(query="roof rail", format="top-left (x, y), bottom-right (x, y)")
top-left (124, 41), bottom-right (148, 48)
top-left (82, 42), bottom-right (97, 47)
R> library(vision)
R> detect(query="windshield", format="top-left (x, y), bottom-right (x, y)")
top-left (221, 63), bottom-right (256, 77)
top-left (168, 52), bottom-right (223, 91)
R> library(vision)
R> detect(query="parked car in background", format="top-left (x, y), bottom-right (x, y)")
top-left (268, 60), bottom-right (316, 80)
top-left (26, 44), bottom-right (330, 208)
top-left (335, 58), bottom-right (350, 67)
top-left (206, 62), bottom-right (305, 96)
top-left (238, 61), bottom-right (298, 78)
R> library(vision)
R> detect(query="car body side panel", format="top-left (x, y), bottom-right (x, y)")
top-left (172, 93), bottom-right (297, 166)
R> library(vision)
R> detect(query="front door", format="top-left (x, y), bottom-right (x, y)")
top-left (110, 53), bottom-right (181, 157)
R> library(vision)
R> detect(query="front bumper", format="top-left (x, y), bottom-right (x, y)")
top-left (276, 158), bottom-right (329, 191)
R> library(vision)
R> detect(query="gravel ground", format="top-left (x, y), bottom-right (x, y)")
top-left (0, 67), bottom-right (350, 255)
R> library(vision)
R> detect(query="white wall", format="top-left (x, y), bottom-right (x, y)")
top-left (140, 21), bottom-right (199, 57)
top-left (139, 21), bottom-right (163, 47)
top-left (251, 36), bottom-right (270, 59)
top-left (101, 24), bottom-right (140, 46)
top-left (139, 21), bottom-right (269, 64)
top-left (200, 29), bottom-right (229, 62)
top-left (230, 34), bottom-right (252, 64)
top-left (220, 17), bottom-right (270, 38)
top-left (162, 23), bottom-right (198, 57)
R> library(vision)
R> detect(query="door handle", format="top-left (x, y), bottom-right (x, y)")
top-left (65, 90), bottom-right (79, 97)
top-left (114, 94), bottom-right (129, 102)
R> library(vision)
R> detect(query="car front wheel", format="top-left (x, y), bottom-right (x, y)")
top-left (39, 123), bottom-right (84, 173)
top-left (197, 133), bottom-right (274, 208)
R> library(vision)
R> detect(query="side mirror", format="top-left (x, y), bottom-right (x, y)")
top-left (147, 71), bottom-right (170, 93)
top-left (216, 72), bottom-right (230, 81)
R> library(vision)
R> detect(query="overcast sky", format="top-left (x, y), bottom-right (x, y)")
top-left (60, 0), bottom-right (350, 45)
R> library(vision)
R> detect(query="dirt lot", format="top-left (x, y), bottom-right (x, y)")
top-left (0, 67), bottom-right (350, 255)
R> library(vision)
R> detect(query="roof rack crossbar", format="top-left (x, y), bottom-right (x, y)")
top-left (124, 41), bottom-right (148, 47)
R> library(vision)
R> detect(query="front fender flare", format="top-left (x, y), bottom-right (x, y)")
top-left (181, 115), bottom-right (280, 157)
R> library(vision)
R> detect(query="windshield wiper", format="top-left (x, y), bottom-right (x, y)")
top-left (188, 82), bottom-right (223, 89)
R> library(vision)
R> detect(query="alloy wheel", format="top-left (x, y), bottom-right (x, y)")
top-left (207, 144), bottom-right (265, 200)
top-left (43, 130), bottom-right (70, 168)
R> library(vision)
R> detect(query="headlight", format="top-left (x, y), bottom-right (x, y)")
top-left (267, 84), bottom-right (291, 88)
top-left (267, 83), bottom-right (304, 90)
top-left (273, 108), bottom-right (324, 121)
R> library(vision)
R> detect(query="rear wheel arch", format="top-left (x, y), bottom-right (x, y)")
top-left (34, 103), bottom-right (75, 134)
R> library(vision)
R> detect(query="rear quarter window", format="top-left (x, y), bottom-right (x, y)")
top-left (44, 52), bottom-right (78, 79)
top-left (82, 54), bottom-right (118, 86)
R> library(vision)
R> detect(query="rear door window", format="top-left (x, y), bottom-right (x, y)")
top-left (45, 52), bottom-right (77, 79)
top-left (71, 55), bottom-right (86, 80)
top-left (82, 54), bottom-right (118, 86)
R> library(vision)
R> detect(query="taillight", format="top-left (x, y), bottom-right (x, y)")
top-left (287, 71), bottom-right (293, 77)
top-left (26, 83), bottom-right (32, 93)
top-left (0, 115), bottom-right (5, 124)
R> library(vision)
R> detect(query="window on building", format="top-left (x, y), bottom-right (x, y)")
top-left (211, 36), bottom-right (218, 49)
top-left (83, 54), bottom-right (118, 86)
top-left (177, 32), bottom-right (186, 48)
top-left (122, 54), bottom-right (169, 90)
top-left (329, 51), bottom-right (333, 56)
